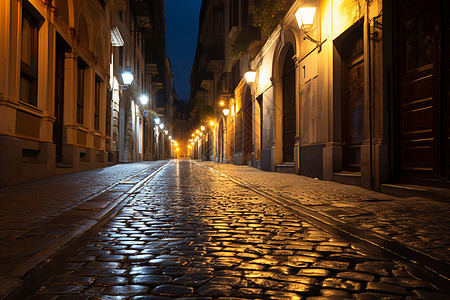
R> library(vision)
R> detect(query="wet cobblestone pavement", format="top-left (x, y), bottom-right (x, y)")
top-left (30, 160), bottom-right (449, 299)
top-left (201, 162), bottom-right (450, 264)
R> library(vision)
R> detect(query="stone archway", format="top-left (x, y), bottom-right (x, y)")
top-left (281, 45), bottom-right (296, 163)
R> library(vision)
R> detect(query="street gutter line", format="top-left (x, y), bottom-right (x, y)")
top-left (201, 163), bottom-right (450, 294)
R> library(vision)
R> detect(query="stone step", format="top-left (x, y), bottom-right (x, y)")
top-left (380, 183), bottom-right (450, 202)
top-left (333, 171), bottom-right (361, 186)
top-left (275, 163), bottom-right (295, 174)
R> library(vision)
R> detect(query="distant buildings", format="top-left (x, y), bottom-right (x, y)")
top-left (190, 0), bottom-right (450, 191)
top-left (0, 0), bottom-right (176, 187)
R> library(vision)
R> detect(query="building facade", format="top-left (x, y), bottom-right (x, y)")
top-left (0, 0), bottom-right (172, 187)
top-left (191, 0), bottom-right (450, 191)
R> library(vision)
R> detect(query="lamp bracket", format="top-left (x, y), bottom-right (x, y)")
top-left (303, 33), bottom-right (326, 52)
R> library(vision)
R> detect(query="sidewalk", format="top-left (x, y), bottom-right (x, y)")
top-left (0, 161), bottom-right (169, 298)
top-left (201, 162), bottom-right (450, 264)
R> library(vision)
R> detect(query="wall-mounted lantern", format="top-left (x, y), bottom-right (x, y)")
top-left (140, 95), bottom-right (148, 105)
top-left (244, 71), bottom-right (256, 83)
top-left (121, 67), bottom-right (134, 86)
top-left (295, 6), bottom-right (324, 51)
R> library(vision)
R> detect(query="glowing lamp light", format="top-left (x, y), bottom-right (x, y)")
top-left (295, 7), bottom-right (316, 32)
top-left (219, 101), bottom-right (225, 106)
top-left (176, 148), bottom-right (180, 151)
top-left (121, 68), bottom-right (134, 85)
top-left (196, 130), bottom-right (200, 134)
top-left (231, 105), bottom-right (235, 116)
top-left (140, 95), bottom-right (148, 105)
top-left (223, 109), bottom-right (230, 116)
top-left (164, 130), bottom-right (168, 135)
top-left (200, 126), bottom-right (205, 131)
top-left (191, 142), bottom-right (195, 145)
top-left (244, 71), bottom-right (256, 83)
top-left (199, 132), bottom-right (203, 136)
top-left (209, 121), bottom-right (215, 126)
top-left (154, 118), bottom-right (160, 125)
top-left (169, 136), bottom-right (172, 140)
top-left (191, 133), bottom-right (195, 136)
top-left (159, 123), bottom-right (164, 129)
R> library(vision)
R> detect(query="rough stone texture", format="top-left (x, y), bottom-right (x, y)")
top-left (202, 161), bottom-right (450, 262)
top-left (17, 161), bottom-right (448, 298)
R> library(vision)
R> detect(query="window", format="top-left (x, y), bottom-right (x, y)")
top-left (20, 10), bottom-right (38, 106)
top-left (118, 46), bottom-right (123, 69)
top-left (241, 0), bottom-right (249, 26)
top-left (77, 59), bottom-right (87, 124)
top-left (94, 75), bottom-right (101, 130)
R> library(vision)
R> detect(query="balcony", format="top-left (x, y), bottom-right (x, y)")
top-left (206, 44), bottom-right (225, 74)
top-left (217, 72), bottom-right (233, 99)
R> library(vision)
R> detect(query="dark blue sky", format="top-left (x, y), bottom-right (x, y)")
top-left (165, 0), bottom-right (202, 102)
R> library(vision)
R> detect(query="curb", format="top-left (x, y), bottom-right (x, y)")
top-left (201, 162), bottom-right (450, 294)
top-left (1, 162), bottom-right (169, 299)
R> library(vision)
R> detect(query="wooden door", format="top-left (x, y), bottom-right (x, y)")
top-left (243, 90), bottom-right (252, 162)
top-left (53, 45), bottom-right (65, 163)
top-left (442, 1), bottom-right (450, 179)
top-left (282, 46), bottom-right (295, 163)
top-left (342, 53), bottom-right (364, 172)
top-left (397, 0), bottom-right (439, 179)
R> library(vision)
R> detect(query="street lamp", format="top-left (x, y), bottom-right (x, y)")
top-left (154, 118), bottom-right (160, 125)
top-left (295, 6), bottom-right (324, 51)
top-left (223, 108), bottom-right (230, 116)
top-left (140, 95), bottom-right (148, 105)
top-left (244, 71), bottom-right (256, 83)
top-left (121, 67), bottom-right (134, 85)
top-left (209, 121), bottom-right (215, 126)
top-left (200, 126), bottom-right (205, 131)
top-left (164, 130), bottom-right (168, 135)
top-left (159, 123), bottom-right (164, 130)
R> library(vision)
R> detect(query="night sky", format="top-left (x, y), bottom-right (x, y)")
top-left (165, 0), bottom-right (202, 103)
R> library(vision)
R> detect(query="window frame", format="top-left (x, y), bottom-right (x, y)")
top-left (20, 9), bottom-right (39, 106)
top-left (94, 75), bottom-right (102, 131)
top-left (76, 58), bottom-right (88, 124)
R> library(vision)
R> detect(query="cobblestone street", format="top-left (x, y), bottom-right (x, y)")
top-left (25, 160), bottom-right (449, 299)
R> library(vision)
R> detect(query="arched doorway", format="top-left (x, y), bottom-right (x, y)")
top-left (282, 46), bottom-right (296, 163)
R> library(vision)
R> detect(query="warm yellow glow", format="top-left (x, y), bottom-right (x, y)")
top-left (176, 148), bottom-right (179, 151)
top-left (191, 142), bottom-right (195, 145)
top-left (209, 121), bottom-right (215, 126)
top-left (244, 71), bottom-right (256, 83)
top-left (191, 133), bottom-right (195, 136)
top-left (295, 7), bottom-right (316, 31)
top-left (174, 142), bottom-right (178, 146)
top-left (200, 126), bottom-right (205, 131)
top-left (188, 145), bottom-right (192, 149)
top-left (258, 65), bottom-right (271, 91)
top-left (219, 101), bottom-right (225, 106)
top-left (196, 130), bottom-right (200, 133)
top-left (199, 132), bottom-right (203, 136)
top-left (231, 105), bottom-right (235, 116)
top-left (223, 108), bottom-right (229, 116)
